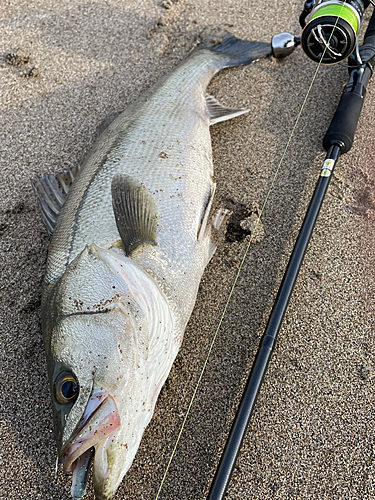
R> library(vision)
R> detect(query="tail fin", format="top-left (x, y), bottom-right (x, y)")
top-left (199, 29), bottom-right (272, 68)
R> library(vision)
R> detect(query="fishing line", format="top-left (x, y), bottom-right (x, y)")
top-left (155, 6), bottom-right (346, 499)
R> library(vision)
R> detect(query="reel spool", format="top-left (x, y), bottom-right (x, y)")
top-left (301, 0), bottom-right (369, 64)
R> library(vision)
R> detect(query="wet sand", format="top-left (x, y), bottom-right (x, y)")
top-left (1, 1), bottom-right (375, 499)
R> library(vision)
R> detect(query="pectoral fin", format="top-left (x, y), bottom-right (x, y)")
top-left (112, 174), bottom-right (158, 256)
top-left (205, 94), bottom-right (249, 125)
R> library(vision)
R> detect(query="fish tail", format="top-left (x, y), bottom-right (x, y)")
top-left (199, 29), bottom-right (272, 68)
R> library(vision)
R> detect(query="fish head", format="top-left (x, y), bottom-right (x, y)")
top-left (44, 244), bottom-right (178, 498)
top-left (51, 308), bottom-right (144, 498)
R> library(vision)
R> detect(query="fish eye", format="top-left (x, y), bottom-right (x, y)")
top-left (54, 371), bottom-right (79, 404)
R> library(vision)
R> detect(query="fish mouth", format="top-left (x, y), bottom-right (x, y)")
top-left (61, 391), bottom-right (121, 498)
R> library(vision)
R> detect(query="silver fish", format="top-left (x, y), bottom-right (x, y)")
top-left (33, 34), bottom-right (272, 499)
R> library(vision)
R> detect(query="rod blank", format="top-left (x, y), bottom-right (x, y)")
top-left (207, 145), bottom-right (341, 500)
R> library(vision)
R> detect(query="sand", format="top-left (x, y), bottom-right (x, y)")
top-left (1, 0), bottom-right (375, 499)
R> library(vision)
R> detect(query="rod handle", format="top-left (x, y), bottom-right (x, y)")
top-left (323, 91), bottom-right (364, 154)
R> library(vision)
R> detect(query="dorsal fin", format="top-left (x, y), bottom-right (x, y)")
top-left (111, 174), bottom-right (158, 256)
top-left (205, 94), bottom-right (249, 125)
top-left (31, 165), bottom-right (80, 238)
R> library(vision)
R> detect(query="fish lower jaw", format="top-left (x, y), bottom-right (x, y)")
top-left (92, 440), bottom-right (113, 495)
top-left (93, 492), bottom-right (115, 500)
top-left (93, 488), bottom-right (116, 500)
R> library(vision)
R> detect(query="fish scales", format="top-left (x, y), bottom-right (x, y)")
top-left (44, 52), bottom-right (220, 332)
top-left (34, 35), bottom-right (272, 499)
top-left (46, 54), bottom-right (216, 274)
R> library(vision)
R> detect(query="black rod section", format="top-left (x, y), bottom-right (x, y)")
top-left (207, 10), bottom-right (375, 498)
top-left (207, 144), bottom-right (341, 500)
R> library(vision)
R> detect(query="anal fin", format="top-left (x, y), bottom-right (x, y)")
top-left (112, 174), bottom-right (158, 256)
top-left (205, 94), bottom-right (249, 125)
top-left (198, 183), bottom-right (216, 242)
top-left (211, 207), bottom-right (232, 250)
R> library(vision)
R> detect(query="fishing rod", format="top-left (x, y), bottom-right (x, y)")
top-left (207, 3), bottom-right (375, 499)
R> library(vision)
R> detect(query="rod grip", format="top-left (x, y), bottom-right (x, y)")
top-left (323, 91), bottom-right (364, 154)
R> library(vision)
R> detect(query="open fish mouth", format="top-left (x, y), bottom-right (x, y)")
top-left (62, 392), bottom-right (121, 499)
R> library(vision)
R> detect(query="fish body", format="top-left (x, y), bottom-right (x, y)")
top-left (34, 34), bottom-right (272, 499)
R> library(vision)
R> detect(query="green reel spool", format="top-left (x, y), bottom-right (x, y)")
top-left (301, 0), bottom-right (368, 64)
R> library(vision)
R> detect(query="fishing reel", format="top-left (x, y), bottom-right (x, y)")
top-left (300, 0), bottom-right (371, 64)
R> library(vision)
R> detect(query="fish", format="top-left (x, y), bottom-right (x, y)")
top-left (32, 32), bottom-right (272, 499)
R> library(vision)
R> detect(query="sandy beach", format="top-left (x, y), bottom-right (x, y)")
top-left (1, 0), bottom-right (375, 499)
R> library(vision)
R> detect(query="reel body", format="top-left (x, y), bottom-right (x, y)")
top-left (301, 0), bottom-right (369, 64)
